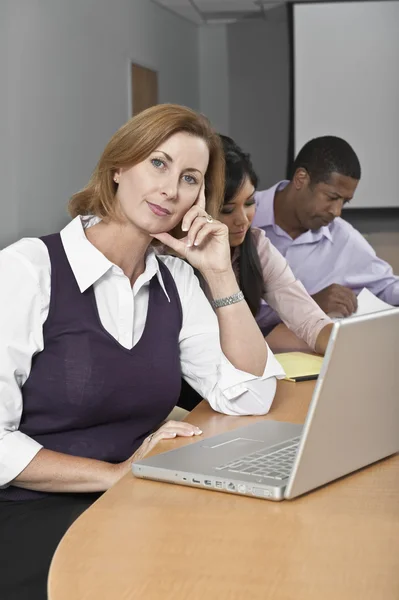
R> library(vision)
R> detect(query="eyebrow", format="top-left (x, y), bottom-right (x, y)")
top-left (328, 192), bottom-right (353, 202)
top-left (154, 150), bottom-right (203, 175)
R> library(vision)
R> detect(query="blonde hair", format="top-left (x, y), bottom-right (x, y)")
top-left (69, 104), bottom-right (225, 221)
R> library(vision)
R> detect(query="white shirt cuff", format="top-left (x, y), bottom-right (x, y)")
top-left (217, 342), bottom-right (286, 401)
top-left (0, 431), bottom-right (43, 487)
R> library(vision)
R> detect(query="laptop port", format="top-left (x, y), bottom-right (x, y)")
top-left (215, 481), bottom-right (223, 489)
top-left (192, 478), bottom-right (201, 484)
top-left (227, 482), bottom-right (236, 491)
top-left (204, 480), bottom-right (212, 486)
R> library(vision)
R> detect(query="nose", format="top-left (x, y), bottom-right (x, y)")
top-left (330, 200), bottom-right (344, 218)
top-left (160, 175), bottom-right (178, 200)
top-left (234, 206), bottom-right (250, 227)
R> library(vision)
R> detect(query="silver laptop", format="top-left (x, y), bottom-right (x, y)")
top-left (132, 308), bottom-right (399, 501)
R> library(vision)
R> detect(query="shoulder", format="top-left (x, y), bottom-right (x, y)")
top-left (0, 237), bottom-right (50, 285)
top-left (251, 226), bottom-right (270, 245)
top-left (250, 227), bottom-right (284, 261)
top-left (254, 182), bottom-right (282, 203)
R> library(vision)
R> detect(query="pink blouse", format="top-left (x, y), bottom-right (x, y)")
top-left (232, 228), bottom-right (332, 350)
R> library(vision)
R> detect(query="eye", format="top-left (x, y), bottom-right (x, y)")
top-left (182, 174), bottom-right (198, 185)
top-left (221, 207), bottom-right (234, 215)
top-left (245, 199), bottom-right (255, 207)
top-left (151, 158), bottom-right (166, 169)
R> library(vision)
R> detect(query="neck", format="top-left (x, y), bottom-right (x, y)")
top-left (85, 219), bottom-right (151, 284)
top-left (274, 182), bottom-right (307, 240)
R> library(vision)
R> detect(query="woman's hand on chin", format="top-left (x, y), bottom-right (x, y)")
top-left (151, 183), bottom-right (231, 277)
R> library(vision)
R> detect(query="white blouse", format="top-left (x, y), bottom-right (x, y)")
top-left (0, 216), bottom-right (285, 487)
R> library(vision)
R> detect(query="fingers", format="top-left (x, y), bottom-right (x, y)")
top-left (158, 420), bottom-right (203, 437)
top-left (183, 207), bottom-right (227, 248)
top-left (131, 422), bottom-right (203, 463)
top-left (193, 180), bottom-right (206, 210)
top-left (181, 205), bottom-right (207, 234)
top-left (150, 232), bottom-right (187, 257)
top-left (337, 289), bottom-right (357, 315)
top-left (349, 290), bottom-right (358, 313)
top-left (333, 302), bottom-right (352, 318)
top-left (186, 216), bottom-right (212, 247)
top-left (143, 421), bottom-right (202, 454)
top-left (326, 284), bottom-right (358, 316)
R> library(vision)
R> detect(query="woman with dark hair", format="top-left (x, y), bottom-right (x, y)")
top-left (218, 135), bottom-right (333, 355)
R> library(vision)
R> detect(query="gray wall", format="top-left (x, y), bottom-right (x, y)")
top-left (1, 0), bottom-right (199, 248)
top-left (0, 4), bottom-right (18, 245)
top-left (198, 24), bottom-right (229, 135)
top-left (227, 7), bottom-right (290, 189)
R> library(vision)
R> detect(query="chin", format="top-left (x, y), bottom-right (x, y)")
top-left (133, 217), bottom-right (178, 236)
top-left (229, 236), bottom-right (245, 247)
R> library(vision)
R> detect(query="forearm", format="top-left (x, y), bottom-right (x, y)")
top-left (204, 269), bottom-right (267, 376)
top-left (12, 448), bottom-right (118, 493)
top-left (265, 323), bottom-right (312, 353)
top-left (314, 323), bottom-right (334, 356)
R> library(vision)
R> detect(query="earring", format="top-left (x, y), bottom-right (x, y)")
top-left (114, 176), bottom-right (119, 184)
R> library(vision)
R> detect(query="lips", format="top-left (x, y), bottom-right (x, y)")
top-left (146, 201), bottom-right (171, 217)
top-left (231, 229), bottom-right (247, 235)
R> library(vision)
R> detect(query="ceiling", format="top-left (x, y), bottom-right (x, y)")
top-left (152, 0), bottom-right (285, 24)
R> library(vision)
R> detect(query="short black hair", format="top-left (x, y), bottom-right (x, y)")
top-left (292, 136), bottom-right (361, 184)
top-left (220, 135), bottom-right (258, 203)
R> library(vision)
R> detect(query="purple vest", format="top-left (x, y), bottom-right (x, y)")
top-left (1, 233), bottom-right (182, 501)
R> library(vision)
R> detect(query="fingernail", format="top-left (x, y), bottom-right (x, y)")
top-left (170, 433), bottom-right (177, 438)
top-left (194, 240), bottom-right (199, 246)
top-left (186, 241), bottom-right (192, 247)
top-left (182, 224), bottom-right (188, 231)
top-left (195, 429), bottom-right (203, 435)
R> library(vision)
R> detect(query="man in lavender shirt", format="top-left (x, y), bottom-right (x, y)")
top-left (253, 136), bottom-right (399, 327)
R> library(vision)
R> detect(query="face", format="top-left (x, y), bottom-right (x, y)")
top-left (114, 132), bottom-right (209, 234)
top-left (293, 170), bottom-right (359, 231)
top-left (219, 176), bottom-right (256, 247)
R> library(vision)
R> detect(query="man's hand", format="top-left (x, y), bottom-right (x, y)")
top-left (312, 284), bottom-right (358, 317)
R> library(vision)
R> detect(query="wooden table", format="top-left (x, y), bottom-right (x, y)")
top-left (48, 381), bottom-right (399, 600)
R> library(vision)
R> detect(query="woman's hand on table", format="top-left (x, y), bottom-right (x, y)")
top-left (113, 420), bottom-right (203, 483)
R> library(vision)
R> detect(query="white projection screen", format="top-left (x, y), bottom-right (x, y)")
top-left (294, 1), bottom-right (399, 208)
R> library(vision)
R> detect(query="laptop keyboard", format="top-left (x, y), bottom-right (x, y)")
top-left (215, 437), bottom-right (301, 481)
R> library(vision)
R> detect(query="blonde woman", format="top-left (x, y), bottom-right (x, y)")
top-left (0, 104), bottom-right (284, 599)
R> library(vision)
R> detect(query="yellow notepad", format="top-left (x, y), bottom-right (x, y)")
top-left (275, 352), bottom-right (324, 382)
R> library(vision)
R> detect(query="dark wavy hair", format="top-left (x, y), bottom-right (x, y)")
top-left (220, 135), bottom-right (264, 317)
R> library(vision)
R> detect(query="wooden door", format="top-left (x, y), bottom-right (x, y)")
top-left (131, 63), bottom-right (158, 116)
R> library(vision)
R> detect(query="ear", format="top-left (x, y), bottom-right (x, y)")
top-left (292, 168), bottom-right (309, 191)
top-left (113, 168), bottom-right (122, 184)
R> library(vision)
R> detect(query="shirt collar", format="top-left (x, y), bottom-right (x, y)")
top-left (319, 224), bottom-right (333, 242)
top-left (60, 215), bottom-right (169, 299)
